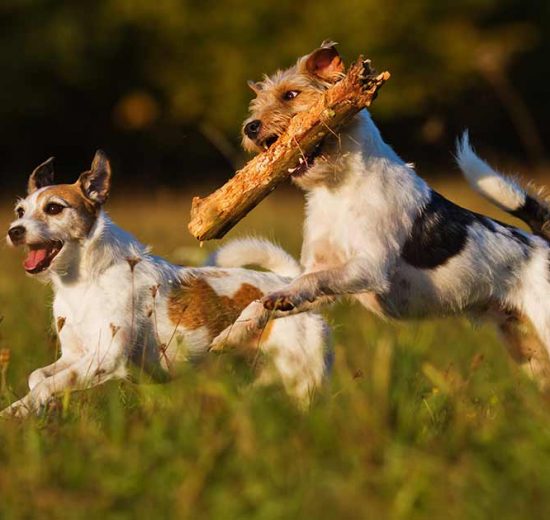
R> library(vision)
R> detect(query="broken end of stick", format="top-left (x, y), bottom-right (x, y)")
top-left (188, 195), bottom-right (214, 240)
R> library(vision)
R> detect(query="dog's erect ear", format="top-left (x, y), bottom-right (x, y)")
top-left (28, 157), bottom-right (55, 194)
top-left (247, 80), bottom-right (263, 94)
top-left (78, 150), bottom-right (112, 205)
top-left (301, 41), bottom-right (345, 82)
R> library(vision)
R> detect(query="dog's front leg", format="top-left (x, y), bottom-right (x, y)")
top-left (263, 258), bottom-right (389, 312)
top-left (0, 353), bottom-right (126, 419)
top-left (27, 353), bottom-right (81, 391)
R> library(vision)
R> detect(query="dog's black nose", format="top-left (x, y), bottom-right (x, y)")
top-left (8, 225), bottom-right (25, 243)
top-left (244, 120), bottom-right (262, 139)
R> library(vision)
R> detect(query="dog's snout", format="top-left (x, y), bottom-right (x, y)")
top-left (8, 225), bottom-right (26, 243)
top-left (244, 120), bottom-right (262, 139)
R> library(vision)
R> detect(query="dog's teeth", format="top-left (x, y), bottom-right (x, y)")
top-left (298, 157), bottom-right (304, 164)
top-left (288, 167), bottom-right (297, 173)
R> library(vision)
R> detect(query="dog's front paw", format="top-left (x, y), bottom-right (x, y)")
top-left (263, 290), bottom-right (308, 312)
top-left (0, 400), bottom-right (31, 419)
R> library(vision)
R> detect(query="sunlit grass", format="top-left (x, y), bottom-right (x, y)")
top-left (1, 183), bottom-right (550, 519)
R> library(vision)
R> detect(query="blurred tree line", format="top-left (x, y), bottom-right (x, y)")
top-left (0, 0), bottom-right (548, 192)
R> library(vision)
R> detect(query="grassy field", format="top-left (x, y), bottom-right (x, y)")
top-left (1, 181), bottom-right (550, 519)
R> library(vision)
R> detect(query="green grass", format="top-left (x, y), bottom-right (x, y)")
top-left (1, 185), bottom-right (550, 519)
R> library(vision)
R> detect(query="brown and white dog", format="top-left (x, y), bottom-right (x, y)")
top-left (213, 41), bottom-right (550, 388)
top-left (1, 152), bottom-right (330, 418)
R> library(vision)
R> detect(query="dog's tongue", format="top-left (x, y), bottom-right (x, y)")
top-left (23, 248), bottom-right (49, 272)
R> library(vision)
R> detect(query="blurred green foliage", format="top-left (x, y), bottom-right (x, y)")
top-left (0, 0), bottom-right (548, 188)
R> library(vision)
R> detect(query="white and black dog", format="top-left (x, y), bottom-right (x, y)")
top-left (214, 41), bottom-right (550, 386)
top-left (1, 153), bottom-right (330, 418)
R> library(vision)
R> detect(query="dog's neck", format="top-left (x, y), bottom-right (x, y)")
top-left (354, 110), bottom-right (405, 163)
top-left (293, 110), bottom-right (416, 191)
top-left (48, 211), bottom-right (147, 289)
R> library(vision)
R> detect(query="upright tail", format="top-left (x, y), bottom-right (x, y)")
top-left (212, 237), bottom-right (301, 278)
top-left (456, 131), bottom-right (550, 241)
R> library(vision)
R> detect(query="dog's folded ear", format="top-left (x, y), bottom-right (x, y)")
top-left (78, 150), bottom-right (112, 205)
top-left (247, 80), bottom-right (263, 94)
top-left (300, 41), bottom-right (345, 83)
top-left (28, 157), bottom-right (55, 194)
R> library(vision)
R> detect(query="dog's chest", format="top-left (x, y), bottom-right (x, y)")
top-left (52, 281), bottom-right (122, 342)
top-left (302, 195), bottom-right (351, 270)
top-left (301, 182), bottom-right (392, 270)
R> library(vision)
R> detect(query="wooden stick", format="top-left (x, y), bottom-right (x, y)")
top-left (188, 57), bottom-right (390, 241)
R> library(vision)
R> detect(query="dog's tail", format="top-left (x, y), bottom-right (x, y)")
top-left (212, 238), bottom-right (301, 277)
top-left (456, 131), bottom-right (550, 240)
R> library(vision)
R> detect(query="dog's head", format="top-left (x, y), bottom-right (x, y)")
top-left (7, 151), bottom-right (111, 277)
top-left (242, 41), bottom-right (345, 155)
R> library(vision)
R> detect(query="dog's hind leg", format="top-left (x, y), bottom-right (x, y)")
top-left (511, 247), bottom-right (550, 389)
top-left (254, 313), bottom-right (330, 408)
top-left (497, 313), bottom-right (550, 390)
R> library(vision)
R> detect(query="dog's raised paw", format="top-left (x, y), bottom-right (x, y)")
top-left (0, 401), bottom-right (31, 419)
top-left (262, 293), bottom-right (296, 312)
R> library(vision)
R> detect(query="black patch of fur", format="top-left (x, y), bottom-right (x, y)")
top-left (511, 195), bottom-right (550, 241)
top-left (509, 228), bottom-right (532, 247)
top-left (402, 191), bottom-right (474, 269)
top-left (402, 191), bottom-right (531, 269)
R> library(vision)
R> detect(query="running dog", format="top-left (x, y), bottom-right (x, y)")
top-left (1, 152), bottom-right (330, 418)
top-left (214, 41), bottom-right (550, 387)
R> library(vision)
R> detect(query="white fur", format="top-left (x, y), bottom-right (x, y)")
top-left (456, 131), bottom-right (526, 212)
top-left (2, 195), bottom-right (330, 418)
top-left (215, 237), bottom-right (301, 277)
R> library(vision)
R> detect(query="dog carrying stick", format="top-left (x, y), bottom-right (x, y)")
top-left (188, 57), bottom-right (390, 241)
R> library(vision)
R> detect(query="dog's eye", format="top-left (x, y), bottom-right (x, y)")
top-left (15, 207), bottom-right (25, 218)
top-left (44, 203), bottom-right (65, 216)
top-left (282, 90), bottom-right (300, 101)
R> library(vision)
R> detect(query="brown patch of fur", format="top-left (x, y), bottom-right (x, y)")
top-left (258, 320), bottom-right (275, 344)
top-left (168, 277), bottom-right (263, 339)
top-left (36, 184), bottom-right (98, 238)
top-left (56, 316), bottom-right (66, 333)
top-left (68, 371), bottom-right (79, 387)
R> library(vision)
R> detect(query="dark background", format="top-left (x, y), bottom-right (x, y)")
top-left (1, 0), bottom-right (549, 193)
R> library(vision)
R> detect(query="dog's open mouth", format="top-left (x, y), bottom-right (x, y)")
top-left (23, 241), bottom-right (63, 274)
top-left (258, 134), bottom-right (325, 176)
top-left (261, 135), bottom-right (279, 150)
top-left (288, 140), bottom-right (325, 177)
